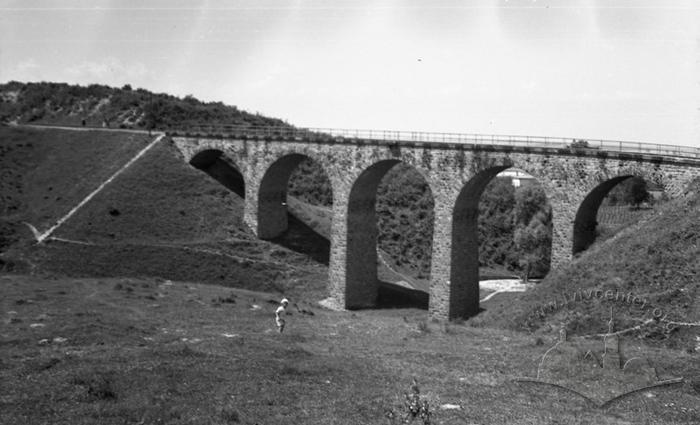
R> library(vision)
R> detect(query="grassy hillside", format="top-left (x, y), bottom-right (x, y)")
top-left (596, 205), bottom-right (656, 243)
top-left (0, 126), bottom-right (150, 252)
top-left (478, 184), bottom-right (700, 350)
top-left (0, 125), bottom-right (326, 299)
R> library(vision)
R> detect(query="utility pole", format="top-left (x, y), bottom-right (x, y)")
top-left (148, 92), bottom-right (153, 137)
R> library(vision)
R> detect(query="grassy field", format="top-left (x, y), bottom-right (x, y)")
top-left (2, 274), bottom-right (699, 424)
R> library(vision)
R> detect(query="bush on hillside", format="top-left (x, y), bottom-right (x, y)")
top-left (513, 185), bottom-right (552, 279)
top-left (478, 178), bottom-right (518, 269)
top-left (0, 81), bottom-right (289, 129)
top-left (288, 159), bottom-right (333, 206)
top-left (377, 164), bottom-right (435, 278)
top-left (604, 176), bottom-right (651, 207)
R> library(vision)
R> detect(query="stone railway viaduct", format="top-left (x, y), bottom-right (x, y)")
top-left (170, 127), bottom-right (700, 320)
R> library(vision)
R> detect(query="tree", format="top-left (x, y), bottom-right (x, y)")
top-left (513, 184), bottom-right (552, 280)
top-left (514, 210), bottom-right (551, 281)
top-left (605, 177), bottom-right (651, 207)
top-left (514, 184), bottom-right (548, 226)
top-left (143, 98), bottom-right (165, 131)
top-left (478, 177), bottom-right (517, 268)
top-left (626, 177), bottom-right (650, 207)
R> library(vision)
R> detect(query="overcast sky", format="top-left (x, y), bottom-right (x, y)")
top-left (1, 0), bottom-right (698, 147)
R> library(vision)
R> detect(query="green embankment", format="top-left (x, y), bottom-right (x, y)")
top-left (0, 126), bottom-right (326, 298)
top-left (479, 185), bottom-right (700, 349)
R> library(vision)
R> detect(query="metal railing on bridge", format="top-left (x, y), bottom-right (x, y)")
top-left (167, 125), bottom-right (700, 162)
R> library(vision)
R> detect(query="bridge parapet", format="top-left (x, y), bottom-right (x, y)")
top-left (167, 125), bottom-right (700, 163)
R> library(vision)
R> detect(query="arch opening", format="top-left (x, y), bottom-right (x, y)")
top-left (258, 154), bottom-right (333, 264)
top-left (189, 149), bottom-right (245, 198)
top-left (345, 161), bottom-right (434, 310)
top-left (574, 175), bottom-right (659, 254)
top-left (452, 167), bottom-right (552, 319)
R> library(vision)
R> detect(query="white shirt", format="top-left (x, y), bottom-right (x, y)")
top-left (275, 305), bottom-right (286, 320)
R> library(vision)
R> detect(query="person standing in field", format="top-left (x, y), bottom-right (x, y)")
top-left (275, 298), bottom-right (289, 333)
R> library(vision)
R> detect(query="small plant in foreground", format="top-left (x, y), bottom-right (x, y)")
top-left (219, 403), bottom-right (240, 423)
top-left (385, 379), bottom-right (432, 424)
top-left (71, 372), bottom-right (116, 401)
top-left (443, 321), bottom-right (461, 334)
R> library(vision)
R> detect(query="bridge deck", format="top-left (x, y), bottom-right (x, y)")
top-left (168, 125), bottom-right (700, 163)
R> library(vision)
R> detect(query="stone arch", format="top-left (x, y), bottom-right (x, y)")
top-left (189, 149), bottom-right (245, 197)
top-left (257, 153), bottom-right (333, 240)
top-left (345, 159), bottom-right (435, 309)
top-left (573, 175), bottom-right (636, 254)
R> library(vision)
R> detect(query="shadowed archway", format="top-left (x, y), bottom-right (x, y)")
top-left (189, 149), bottom-right (245, 197)
top-left (257, 154), bottom-right (333, 263)
top-left (345, 160), bottom-right (435, 310)
top-left (573, 175), bottom-right (633, 254)
top-left (257, 154), bottom-right (312, 240)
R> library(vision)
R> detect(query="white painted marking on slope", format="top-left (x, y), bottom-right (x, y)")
top-left (47, 236), bottom-right (95, 245)
top-left (35, 133), bottom-right (165, 243)
top-left (23, 222), bottom-right (41, 240)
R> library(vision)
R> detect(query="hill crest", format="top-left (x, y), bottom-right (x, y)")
top-left (0, 81), bottom-right (290, 130)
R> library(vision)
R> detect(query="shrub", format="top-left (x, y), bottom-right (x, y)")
top-left (71, 372), bottom-right (117, 401)
top-left (219, 403), bottom-right (241, 423)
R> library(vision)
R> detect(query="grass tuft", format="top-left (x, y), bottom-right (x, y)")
top-left (219, 403), bottom-right (241, 423)
top-left (416, 320), bottom-right (430, 333)
top-left (71, 372), bottom-right (117, 401)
